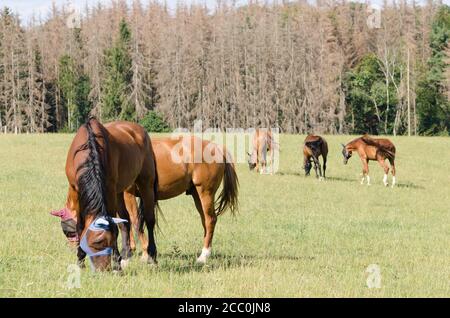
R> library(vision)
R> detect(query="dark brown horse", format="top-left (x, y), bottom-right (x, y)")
top-left (342, 134), bottom-right (396, 187)
top-left (125, 136), bottom-right (239, 264)
top-left (303, 135), bottom-right (328, 179)
top-left (63, 118), bottom-right (158, 271)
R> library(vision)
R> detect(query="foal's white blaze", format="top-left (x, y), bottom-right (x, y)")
top-left (392, 176), bottom-right (396, 188)
top-left (383, 174), bottom-right (388, 186)
top-left (196, 247), bottom-right (211, 264)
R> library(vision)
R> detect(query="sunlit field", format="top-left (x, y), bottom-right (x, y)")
top-left (0, 133), bottom-right (449, 297)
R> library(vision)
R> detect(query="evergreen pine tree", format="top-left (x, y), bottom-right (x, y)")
top-left (58, 54), bottom-right (92, 131)
top-left (101, 19), bottom-right (134, 122)
top-left (416, 5), bottom-right (450, 135)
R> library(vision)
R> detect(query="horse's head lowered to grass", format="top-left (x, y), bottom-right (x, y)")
top-left (341, 143), bottom-right (352, 164)
top-left (78, 215), bottom-right (127, 271)
top-left (247, 151), bottom-right (257, 170)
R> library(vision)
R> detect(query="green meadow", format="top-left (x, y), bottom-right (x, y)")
top-left (0, 134), bottom-right (449, 297)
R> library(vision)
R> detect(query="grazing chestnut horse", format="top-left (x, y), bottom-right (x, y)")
top-left (55, 135), bottom-right (239, 265)
top-left (125, 136), bottom-right (239, 264)
top-left (248, 129), bottom-right (275, 174)
top-left (303, 135), bottom-right (328, 179)
top-left (63, 118), bottom-right (158, 271)
top-left (342, 134), bottom-right (396, 187)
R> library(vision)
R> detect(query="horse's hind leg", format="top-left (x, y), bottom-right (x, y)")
top-left (136, 179), bottom-right (157, 265)
top-left (322, 156), bottom-right (327, 179)
top-left (195, 187), bottom-right (216, 264)
top-left (317, 157), bottom-right (323, 180)
top-left (389, 159), bottom-right (396, 188)
top-left (192, 189), bottom-right (206, 238)
top-left (124, 192), bottom-right (149, 261)
top-left (377, 157), bottom-right (390, 186)
top-left (313, 156), bottom-right (320, 179)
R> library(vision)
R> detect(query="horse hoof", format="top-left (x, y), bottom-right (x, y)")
top-left (140, 254), bottom-right (149, 263)
top-left (196, 256), bottom-right (207, 264)
top-left (77, 261), bottom-right (86, 269)
top-left (147, 257), bottom-right (158, 266)
top-left (120, 259), bottom-right (130, 269)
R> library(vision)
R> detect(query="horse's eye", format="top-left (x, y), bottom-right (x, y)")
top-left (91, 231), bottom-right (107, 244)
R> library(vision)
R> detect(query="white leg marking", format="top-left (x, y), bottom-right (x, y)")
top-left (196, 247), bottom-right (211, 264)
top-left (366, 175), bottom-right (371, 186)
top-left (361, 175), bottom-right (366, 185)
top-left (383, 174), bottom-right (388, 187)
top-left (140, 252), bottom-right (149, 263)
top-left (120, 258), bottom-right (130, 269)
top-left (391, 176), bottom-right (396, 188)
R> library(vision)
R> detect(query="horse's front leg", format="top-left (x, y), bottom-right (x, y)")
top-left (77, 246), bottom-right (86, 268)
top-left (360, 157), bottom-right (370, 185)
top-left (106, 192), bottom-right (123, 271)
top-left (76, 217), bottom-right (86, 268)
top-left (117, 194), bottom-right (132, 268)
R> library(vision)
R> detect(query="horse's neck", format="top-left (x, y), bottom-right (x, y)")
top-left (347, 140), bottom-right (361, 151)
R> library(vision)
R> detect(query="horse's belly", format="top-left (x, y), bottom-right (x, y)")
top-left (157, 179), bottom-right (191, 200)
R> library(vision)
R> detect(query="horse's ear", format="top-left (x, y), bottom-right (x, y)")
top-left (50, 208), bottom-right (69, 219)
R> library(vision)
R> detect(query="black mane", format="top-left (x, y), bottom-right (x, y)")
top-left (75, 117), bottom-right (109, 220)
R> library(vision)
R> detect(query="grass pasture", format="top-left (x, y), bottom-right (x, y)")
top-left (0, 133), bottom-right (449, 297)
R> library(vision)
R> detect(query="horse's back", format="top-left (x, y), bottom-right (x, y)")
top-left (304, 135), bottom-right (327, 157)
top-left (104, 121), bottom-right (148, 146)
top-left (365, 136), bottom-right (396, 154)
top-left (150, 136), bottom-right (226, 199)
top-left (377, 138), bottom-right (396, 152)
top-left (103, 121), bottom-right (156, 192)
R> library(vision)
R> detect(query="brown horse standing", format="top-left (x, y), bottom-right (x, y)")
top-left (63, 118), bottom-right (158, 271)
top-left (248, 129), bottom-right (275, 174)
top-left (125, 136), bottom-right (239, 264)
top-left (303, 135), bottom-right (328, 179)
top-left (342, 134), bottom-right (396, 187)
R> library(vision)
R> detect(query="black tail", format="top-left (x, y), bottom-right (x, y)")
top-left (75, 117), bottom-right (108, 220)
top-left (305, 138), bottom-right (323, 153)
top-left (215, 151), bottom-right (239, 216)
top-left (137, 172), bottom-right (162, 234)
top-left (137, 138), bottom-right (162, 233)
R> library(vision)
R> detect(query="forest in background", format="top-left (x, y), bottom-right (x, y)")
top-left (0, 0), bottom-right (449, 135)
